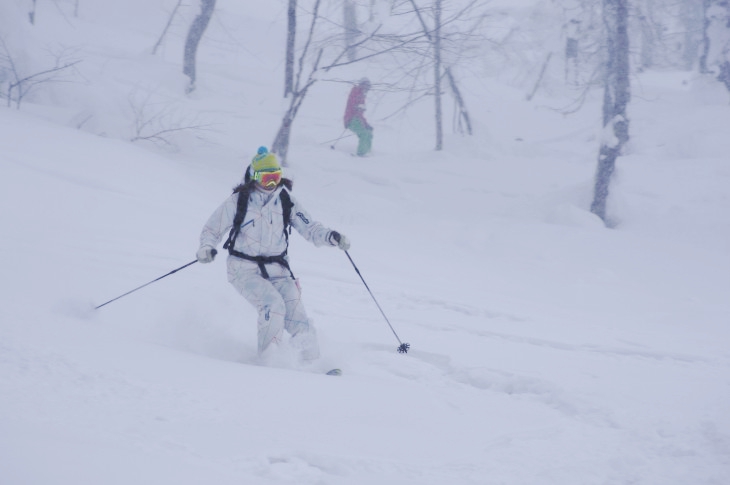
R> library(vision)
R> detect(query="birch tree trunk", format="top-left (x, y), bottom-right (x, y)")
top-left (285, 0), bottom-right (296, 97)
top-left (446, 68), bottom-right (472, 135)
top-left (183, 0), bottom-right (216, 93)
top-left (638, 0), bottom-right (655, 70)
top-left (700, 0), bottom-right (730, 91)
top-left (272, 0), bottom-right (323, 164)
top-left (590, 0), bottom-right (630, 224)
top-left (681, 0), bottom-right (704, 70)
top-left (344, 0), bottom-right (358, 62)
top-left (716, 3), bottom-right (730, 91)
top-left (700, 0), bottom-right (712, 73)
top-left (28, 0), bottom-right (37, 24)
top-left (433, 0), bottom-right (443, 151)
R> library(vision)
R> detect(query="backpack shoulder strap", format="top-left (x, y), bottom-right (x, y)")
top-left (279, 188), bottom-right (294, 242)
top-left (223, 187), bottom-right (250, 252)
top-left (279, 189), bottom-right (293, 227)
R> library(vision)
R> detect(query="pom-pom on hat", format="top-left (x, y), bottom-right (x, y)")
top-left (246, 146), bottom-right (280, 181)
top-left (251, 146), bottom-right (280, 172)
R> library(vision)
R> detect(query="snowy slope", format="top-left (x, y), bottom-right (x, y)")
top-left (1, 1), bottom-right (730, 484)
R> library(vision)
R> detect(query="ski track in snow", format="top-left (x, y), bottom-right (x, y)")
top-left (359, 343), bottom-right (616, 428)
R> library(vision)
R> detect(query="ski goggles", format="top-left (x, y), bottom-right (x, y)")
top-left (254, 168), bottom-right (282, 188)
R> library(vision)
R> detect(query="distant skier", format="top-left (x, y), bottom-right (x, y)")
top-left (196, 147), bottom-right (350, 362)
top-left (344, 78), bottom-right (373, 156)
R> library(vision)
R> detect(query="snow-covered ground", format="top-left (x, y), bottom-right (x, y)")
top-left (1, 1), bottom-right (729, 484)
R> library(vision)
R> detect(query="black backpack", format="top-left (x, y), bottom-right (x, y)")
top-left (222, 186), bottom-right (295, 279)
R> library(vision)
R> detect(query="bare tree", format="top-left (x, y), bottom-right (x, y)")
top-left (700, 0), bottom-right (713, 73)
top-left (700, 0), bottom-right (730, 91)
top-left (681, 0), bottom-right (705, 70)
top-left (183, 0), bottom-right (216, 93)
top-left (563, 0), bottom-right (582, 85)
top-left (433, 0), bottom-right (443, 151)
top-left (559, 0), bottom-right (603, 88)
top-left (28, 0), bottom-right (37, 25)
top-left (273, 0), bottom-right (391, 162)
top-left (128, 89), bottom-right (212, 148)
top-left (344, 0), bottom-right (359, 62)
top-left (272, 0), bottom-right (323, 163)
top-left (445, 66), bottom-right (472, 135)
top-left (630, 0), bottom-right (705, 72)
top-left (590, 0), bottom-right (630, 224)
top-left (285, 0), bottom-right (296, 97)
top-left (0, 39), bottom-right (81, 109)
top-left (404, 0), bottom-right (480, 147)
top-left (272, 0), bottom-right (483, 159)
top-left (526, 52), bottom-right (553, 101)
top-left (152, 0), bottom-right (185, 55)
top-left (637, 0), bottom-right (657, 70)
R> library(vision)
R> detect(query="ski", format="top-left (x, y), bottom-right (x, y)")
top-left (325, 368), bottom-right (342, 376)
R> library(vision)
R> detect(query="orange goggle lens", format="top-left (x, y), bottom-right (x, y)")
top-left (255, 169), bottom-right (282, 188)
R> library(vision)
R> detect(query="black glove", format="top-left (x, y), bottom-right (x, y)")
top-left (329, 231), bottom-right (350, 251)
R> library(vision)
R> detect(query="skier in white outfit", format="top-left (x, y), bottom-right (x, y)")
top-left (196, 147), bottom-right (350, 362)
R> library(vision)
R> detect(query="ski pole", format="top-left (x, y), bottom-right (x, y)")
top-left (95, 253), bottom-right (210, 310)
top-left (324, 130), bottom-right (350, 149)
top-left (344, 251), bottom-right (410, 353)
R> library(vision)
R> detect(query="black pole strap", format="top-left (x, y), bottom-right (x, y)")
top-left (345, 250), bottom-right (410, 354)
top-left (95, 259), bottom-right (200, 310)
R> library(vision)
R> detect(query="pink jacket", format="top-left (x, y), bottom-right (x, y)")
top-left (344, 85), bottom-right (369, 127)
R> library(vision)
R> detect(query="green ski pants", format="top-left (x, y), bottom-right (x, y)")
top-left (347, 118), bottom-right (373, 156)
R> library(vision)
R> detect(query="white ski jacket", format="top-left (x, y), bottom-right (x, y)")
top-left (199, 185), bottom-right (335, 265)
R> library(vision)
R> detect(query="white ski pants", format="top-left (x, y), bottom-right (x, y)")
top-left (227, 257), bottom-right (319, 360)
